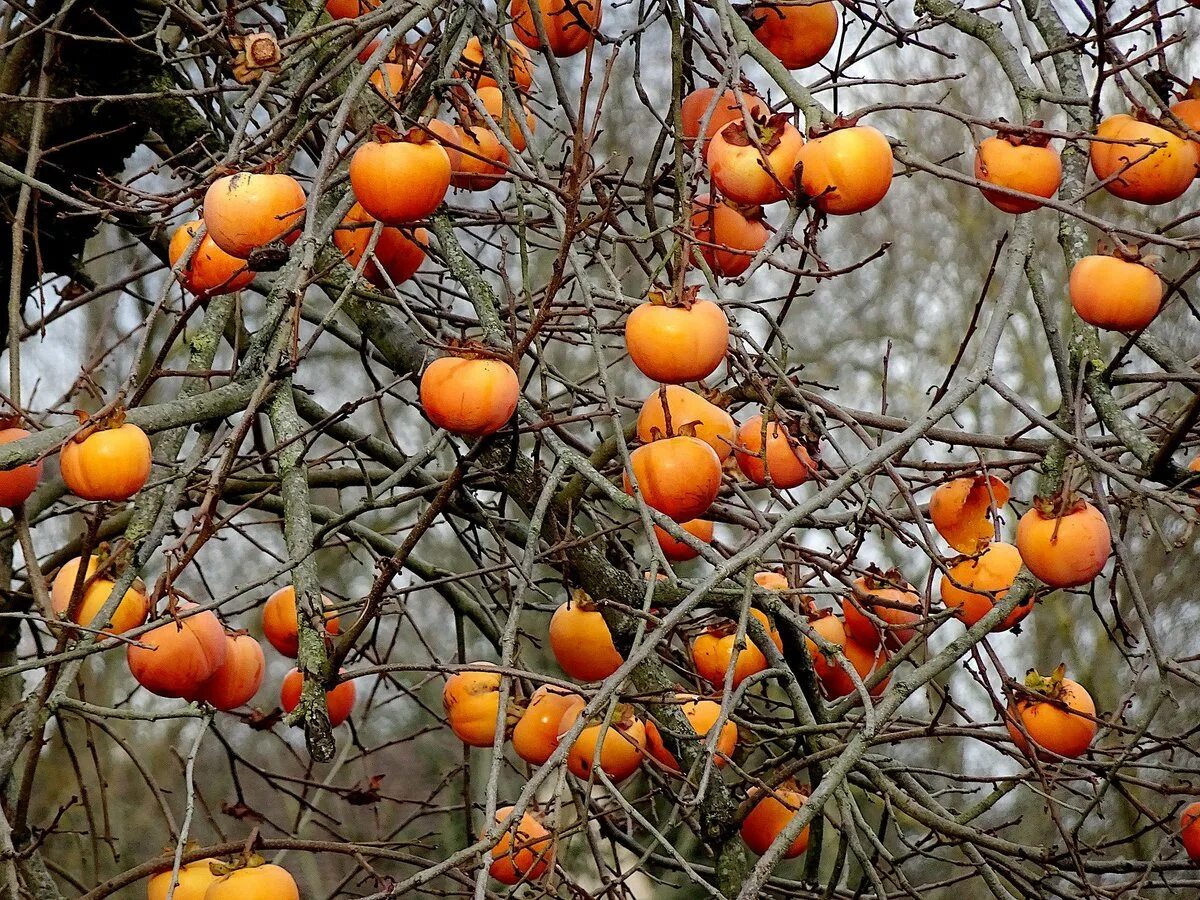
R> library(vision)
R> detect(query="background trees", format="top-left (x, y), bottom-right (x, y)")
top-left (2, 0), bottom-right (1200, 897)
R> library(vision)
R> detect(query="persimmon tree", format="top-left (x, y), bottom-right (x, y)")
top-left (2, 0), bottom-right (1200, 898)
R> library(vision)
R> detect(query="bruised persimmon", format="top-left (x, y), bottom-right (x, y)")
top-left (708, 114), bottom-right (804, 206)
top-left (202, 172), bottom-right (305, 258)
top-left (691, 608), bottom-right (782, 688)
top-left (549, 590), bottom-right (623, 682)
top-left (350, 127), bottom-right (451, 224)
top-left (1090, 114), bottom-right (1198, 205)
top-left (511, 0), bottom-right (602, 57)
top-left (842, 568), bottom-right (922, 649)
top-left (488, 807), bottom-right (554, 885)
top-left (680, 87), bottom-right (767, 150)
top-left (169, 219), bottom-right (254, 297)
top-left (940, 541), bottom-right (1031, 630)
top-left (644, 694), bottom-right (737, 771)
top-left (442, 664), bottom-right (509, 746)
top-left (420, 352), bottom-right (519, 437)
top-left (1005, 664), bottom-right (1096, 760)
top-left (280, 667), bottom-right (356, 727)
top-left (512, 685), bottom-right (584, 764)
top-left (1069, 251), bottom-right (1163, 332)
top-left (741, 783), bottom-right (810, 857)
top-left (1016, 496), bottom-right (1111, 588)
top-left (748, 1), bottom-right (838, 70)
top-left (734, 415), bottom-right (815, 489)
top-left (261, 585), bottom-right (341, 658)
top-left (625, 288), bottom-right (729, 383)
top-left (332, 202), bottom-right (426, 287)
top-left (974, 129), bottom-right (1062, 214)
top-left (929, 474), bottom-right (1009, 553)
top-left (560, 703), bottom-right (646, 782)
top-left (795, 123), bottom-right (893, 215)
top-left (636, 384), bottom-right (735, 460)
top-left (691, 193), bottom-right (769, 278)
top-left (624, 435), bottom-right (723, 521)
top-left (653, 518), bottom-right (714, 562)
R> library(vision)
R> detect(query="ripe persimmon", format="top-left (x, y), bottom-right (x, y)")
top-left (332, 202), bottom-right (426, 287)
top-left (127, 603), bottom-right (227, 700)
top-left (427, 119), bottom-right (510, 191)
top-left (60, 418), bottom-right (152, 502)
top-left (1069, 252), bottom-right (1163, 332)
top-left (805, 612), bottom-right (888, 699)
top-left (476, 86), bottom-right (536, 152)
top-left (325, 0), bottom-right (380, 18)
top-left (350, 128), bottom-right (451, 224)
top-left (0, 425), bottom-right (41, 508)
top-left (549, 591), bottom-right (624, 682)
top-left (1016, 496), bottom-right (1111, 588)
top-left (458, 37), bottom-right (534, 92)
top-left (795, 123), bottom-right (893, 215)
top-left (51, 552), bottom-right (149, 635)
top-left (691, 608), bottom-right (782, 688)
top-left (560, 703), bottom-right (646, 782)
top-left (147, 859), bottom-right (219, 900)
top-left (974, 130), bottom-right (1062, 214)
top-left (1180, 801), bottom-right (1200, 861)
top-left (168, 219), bottom-right (253, 297)
top-left (488, 807), bottom-right (554, 884)
top-left (202, 172), bottom-right (305, 258)
top-left (636, 384), bottom-right (735, 460)
top-left (512, 685), bottom-right (584, 764)
top-left (929, 474), bottom-right (1009, 553)
top-left (680, 88), bottom-right (768, 150)
top-left (261, 586), bottom-right (341, 658)
top-left (708, 114), bottom-right (804, 205)
top-left (205, 862), bottom-right (299, 900)
top-left (741, 783), bottom-right (810, 857)
top-left (511, 0), bottom-right (601, 57)
top-left (624, 435), bottom-right (723, 521)
top-left (280, 668), bottom-right (356, 727)
top-left (1005, 665), bottom-right (1096, 760)
top-left (420, 353), bottom-right (519, 437)
top-left (734, 415), bottom-right (815, 489)
top-left (940, 541), bottom-right (1031, 630)
top-left (197, 633), bottom-right (265, 711)
top-left (653, 518), bottom-right (714, 562)
top-left (443, 665), bottom-right (507, 746)
top-left (625, 289), bottom-right (729, 383)
top-left (748, 1), bottom-right (837, 70)
top-left (691, 193), bottom-right (769, 278)
top-left (1090, 114), bottom-right (1198, 205)
top-left (842, 569), bottom-right (922, 649)
top-left (644, 694), bottom-right (737, 771)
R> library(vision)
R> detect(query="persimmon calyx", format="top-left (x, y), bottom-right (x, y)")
top-left (1021, 663), bottom-right (1068, 698)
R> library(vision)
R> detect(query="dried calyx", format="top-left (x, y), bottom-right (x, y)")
top-left (992, 118), bottom-right (1053, 148)
top-left (1020, 663), bottom-right (1069, 700)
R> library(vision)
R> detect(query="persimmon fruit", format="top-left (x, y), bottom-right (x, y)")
top-left (419, 353), bottom-right (519, 436)
top-left (1006, 665), bottom-right (1096, 760)
top-left (929, 474), bottom-right (1009, 553)
top-left (734, 415), bottom-right (815, 489)
top-left (202, 172), bottom-right (305, 258)
top-left (625, 289), bottom-right (729, 383)
top-left (1016, 497), bottom-right (1111, 588)
top-left (1069, 252), bottom-right (1163, 332)
top-left (549, 591), bottom-right (624, 682)
top-left (940, 541), bottom-right (1031, 630)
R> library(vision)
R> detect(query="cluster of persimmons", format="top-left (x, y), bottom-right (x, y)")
top-left (11, 0), bottom-right (1200, 893)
